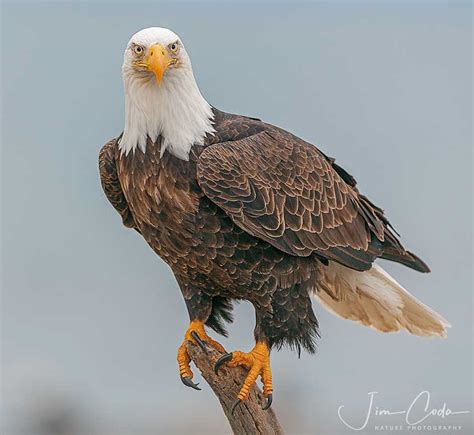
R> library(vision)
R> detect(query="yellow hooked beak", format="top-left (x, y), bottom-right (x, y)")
top-left (144, 44), bottom-right (171, 84)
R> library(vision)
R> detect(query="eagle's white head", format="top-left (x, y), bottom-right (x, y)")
top-left (120, 27), bottom-right (215, 159)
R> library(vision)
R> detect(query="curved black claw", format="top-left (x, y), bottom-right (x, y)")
top-left (190, 331), bottom-right (208, 354)
top-left (231, 399), bottom-right (242, 415)
top-left (262, 393), bottom-right (273, 410)
top-left (181, 376), bottom-right (201, 391)
top-left (214, 352), bottom-right (233, 374)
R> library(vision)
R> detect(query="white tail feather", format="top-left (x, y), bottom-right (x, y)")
top-left (314, 262), bottom-right (450, 337)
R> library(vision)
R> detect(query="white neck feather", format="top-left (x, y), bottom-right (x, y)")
top-left (120, 66), bottom-right (215, 160)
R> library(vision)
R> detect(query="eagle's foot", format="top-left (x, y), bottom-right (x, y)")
top-left (214, 341), bottom-right (273, 411)
top-left (177, 319), bottom-right (225, 390)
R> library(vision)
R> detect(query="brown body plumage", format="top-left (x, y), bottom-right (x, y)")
top-left (99, 108), bottom-right (429, 354)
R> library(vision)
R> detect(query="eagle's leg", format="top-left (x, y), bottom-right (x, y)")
top-left (177, 319), bottom-right (225, 389)
top-left (214, 340), bottom-right (273, 411)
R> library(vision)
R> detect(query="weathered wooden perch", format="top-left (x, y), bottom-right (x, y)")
top-left (186, 342), bottom-right (285, 435)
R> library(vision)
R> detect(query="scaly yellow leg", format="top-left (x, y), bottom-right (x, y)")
top-left (214, 341), bottom-right (273, 411)
top-left (177, 320), bottom-right (225, 389)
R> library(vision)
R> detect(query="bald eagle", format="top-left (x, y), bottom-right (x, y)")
top-left (99, 27), bottom-right (449, 411)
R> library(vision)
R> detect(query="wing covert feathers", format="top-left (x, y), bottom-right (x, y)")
top-left (197, 128), bottom-right (428, 272)
top-left (99, 138), bottom-right (137, 230)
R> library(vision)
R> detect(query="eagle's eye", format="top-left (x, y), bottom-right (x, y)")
top-left (169, 41), bottom-right (179, 53)
top-left (133, 45), bottom-right (144, 55)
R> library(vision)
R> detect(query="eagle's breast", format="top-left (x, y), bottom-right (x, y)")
top-left (116, 138), bottom-right (201, 265)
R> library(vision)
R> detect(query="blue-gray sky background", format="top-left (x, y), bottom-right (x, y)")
top-left (1, 1), bottom-right (472, 434)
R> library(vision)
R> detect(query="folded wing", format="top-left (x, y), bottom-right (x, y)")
top-left (197, 128), bottom-right (428, 272)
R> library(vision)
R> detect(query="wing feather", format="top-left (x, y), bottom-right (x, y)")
top-left (99, 138), bottom-right (137, 230)
top-left (197, 128), bottom-right (406, 271)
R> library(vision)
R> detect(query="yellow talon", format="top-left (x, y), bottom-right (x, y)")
top-left (177, 342), bottom-right (193, 378)
top-left (183, 320), bottom-right (225, 353)
top-left (217, 341), bottom-right (273, 402)
top-left (177, 320), bottom-right (225, 387)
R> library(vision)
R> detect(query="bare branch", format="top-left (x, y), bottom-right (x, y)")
top-left (187, 343), bottom-right (285, 435)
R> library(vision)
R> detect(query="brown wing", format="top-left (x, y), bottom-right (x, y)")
top-left (197, 128), bottom-right (428, 272)
top-left (99, 137), bottom-right (137, 230)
